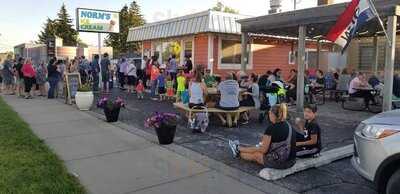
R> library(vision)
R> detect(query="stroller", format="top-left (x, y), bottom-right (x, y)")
top-left (188, 106), bottom-right (209, 133)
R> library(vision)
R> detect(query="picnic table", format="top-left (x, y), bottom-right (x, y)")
top-left (173, 103), bottom-right (255, 128)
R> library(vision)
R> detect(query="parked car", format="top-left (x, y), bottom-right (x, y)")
top-left (352, 109), bottom-right (400, 194)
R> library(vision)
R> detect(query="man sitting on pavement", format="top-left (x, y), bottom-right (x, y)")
top-left (295, 104), bottom-right (322, 158)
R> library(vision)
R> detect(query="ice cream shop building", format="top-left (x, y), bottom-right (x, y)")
top-left (127, 10), bottom-right (339, 76)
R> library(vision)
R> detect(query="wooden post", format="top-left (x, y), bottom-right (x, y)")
top-left (383, 16), bottom-right (397, 112)
top-left (241, 33), bottom-right (248, 71)
top-left (372, 36), bottom-right (379, 74)
top-left (296, 26), bottom-right (307, 112)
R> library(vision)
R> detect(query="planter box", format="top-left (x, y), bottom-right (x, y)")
top-left (75, 91), bottom-right (94, 111)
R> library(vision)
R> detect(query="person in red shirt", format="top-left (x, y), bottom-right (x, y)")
top-left (150, 60), bottom-right (160, 100)
top-left (21, 58), bottom-right (36, 99)
top-left (136, 79), bottom-right (145, 99)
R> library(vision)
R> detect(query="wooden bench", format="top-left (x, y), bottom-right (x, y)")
top-left (173, 103), bottom-right (255, 128)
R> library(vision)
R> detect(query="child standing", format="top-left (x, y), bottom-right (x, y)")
top-left (176, 70), bottom-right (186, 102)
top-left (157, 70), bottom-right (166, 101)
top-left (136, 79), bottom-right (145, 99)
top-left (166, 75), bottom-right (175, 100)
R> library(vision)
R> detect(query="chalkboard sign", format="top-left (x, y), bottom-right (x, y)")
top-left (65, 73), bottom-right (81, 104)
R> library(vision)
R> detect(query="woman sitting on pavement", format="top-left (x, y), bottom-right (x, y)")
top-left (228, 103), bottom-right (296, 169)
top-left (188, 71), bottom-right (207, 109)
top-left (295, 104), bottom-right (322, 158)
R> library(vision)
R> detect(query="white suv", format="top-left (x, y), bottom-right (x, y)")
top-left (352, 109), bottom-right (400, 194)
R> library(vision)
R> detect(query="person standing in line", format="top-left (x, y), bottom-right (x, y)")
top-left (14, 57), bottom-right (24, 96)
top-left (47, 59), bottom-right (61, 99)
top-left (55, 59), bottom-right (66, 98)
top-left (21, 58), bottom-right (36, 99)
top-left (35, 60), bottom-right (47, 97)
top-left (78, 56), bottom-right (90, 85)
top-left (168, 54), bottom-right (178, 81)
top-left (118, 58), bottom-right (128, 90)
top-left (2, 55), bottom-right (15, 95)
top-left (150, 60), bottom-right (160, 100)
top-left (145, 57), bottom-right (153, 88)
top-left (157, 70), bottom-right (166, 101)
top-left (184, 56), bottom-right (193, 74)
top-left (100, 53), bottom-right (111, 92)
top-left (125, 59), bottom-right (137, 94)
top-left (136, 79), bottom-right (145, 99)
top-left (176, 70), bottom-right (186, 102)
top-left (91, 55), bottom-right (100, 92)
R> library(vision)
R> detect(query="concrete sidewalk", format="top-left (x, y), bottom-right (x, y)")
top-left (1, 95), bottom-right (292, 194)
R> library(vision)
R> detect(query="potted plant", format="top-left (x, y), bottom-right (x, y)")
top-left (97, 97), bottom-right (125, 122)
top-left (145, 112), bottom-right (179, 145)
top-left (75, 84), bottom-right (94, 111)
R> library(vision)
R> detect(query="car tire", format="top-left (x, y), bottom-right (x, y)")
top-left (386, 168), bottom-right (400, 194)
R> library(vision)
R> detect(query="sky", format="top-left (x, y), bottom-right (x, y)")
top-left (0, 0), bottom-right (350, 52)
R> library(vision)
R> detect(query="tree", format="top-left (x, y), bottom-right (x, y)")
top-left (54, 3), bottom-right (78, 46)
top-left (211, 1), bottom-right (239, 14)
top-left (38, 18), bottom-right (56, 44)
top-left (105, 1), bottom-right (146, 56)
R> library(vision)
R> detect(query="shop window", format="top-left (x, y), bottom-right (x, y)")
top-left (184, 41), bottom-right (193, 58)
top-left (221, 39), bottom-right (241, 64)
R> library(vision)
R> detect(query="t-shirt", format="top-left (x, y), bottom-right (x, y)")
top-left (157, 75), bottom-right (165, 88)
top-left (296, 120), bottom-right (322, 152)
top-left (169, 58), bottom-right (177, 73)
top-left (100, 59), bottom-right (110, 75)
top-left (177, 76), bottom-right (186, 92)
top-left (349, 77), bottom-right (362, 94)
top-left (150, 66), bottom-right (160, 81)
top-left (126, 63), bottom-right (137, 77)
top-left (218, 80), bottom-right (240, 108)
top-left (15, 63), bottom-right (24, 78)
top-left (264, 121), bottom-right (296, 161)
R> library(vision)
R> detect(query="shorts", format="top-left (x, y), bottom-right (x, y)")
top-left (127, 76), bottom-right (136, 85)
top-left (158, 87), bottom-right (166, 94)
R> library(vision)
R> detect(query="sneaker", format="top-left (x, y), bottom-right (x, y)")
top-left (228, 140), bottom-right (239, 158)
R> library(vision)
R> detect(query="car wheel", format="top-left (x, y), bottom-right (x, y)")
top-left (386, 168), bottom-right (400, 194)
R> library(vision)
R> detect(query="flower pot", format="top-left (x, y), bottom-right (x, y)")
top-left (104, 107), bottom-right (121, 122)
top-left (75, 91), bottom-right (94, 111)
top-left (155, 123), bottom-right (176, 145)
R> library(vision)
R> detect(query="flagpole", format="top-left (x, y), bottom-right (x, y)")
top-left (367, 0), bottom-right (392, 46)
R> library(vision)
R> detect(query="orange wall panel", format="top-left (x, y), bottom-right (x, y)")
top-left (194, 34), bottom-right (208, 67)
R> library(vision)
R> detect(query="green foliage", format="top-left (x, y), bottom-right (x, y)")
top-left (104, 1), bottom-right (146, 56)
top-left (38, 18), bottom-right (56, 44)
top-left (37, 3), bottom-right (79, 46)
top-left (78, 84), bottom-right (91, 92)
top-left (0, 97), bottom-right (86, 193)
top-left (211, 1), bottom-right (239, 14)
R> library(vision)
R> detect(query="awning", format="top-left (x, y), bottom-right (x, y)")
top-left (238, 0), bottom-right (400, 38)
top-left (127, 10), bottom-right (249, 42)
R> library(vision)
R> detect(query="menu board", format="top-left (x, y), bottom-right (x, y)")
top-left (65, 73), bottom-right (81, 104)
